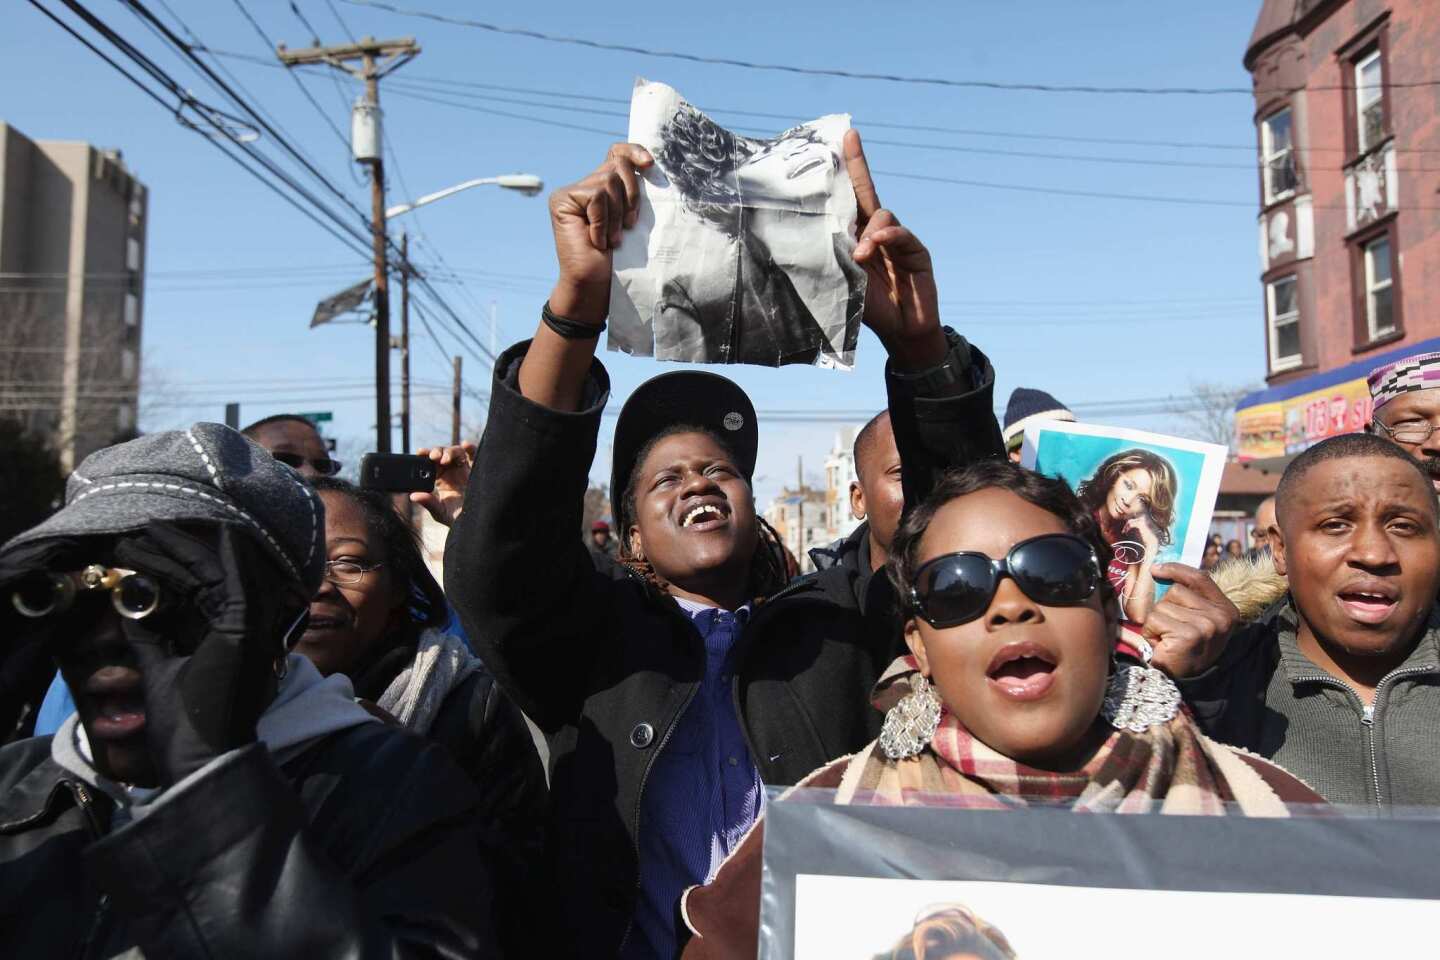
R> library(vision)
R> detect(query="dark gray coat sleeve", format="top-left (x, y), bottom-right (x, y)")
top-left (443, 339), bottom-right (614, 733)
top-left (1176, 619), bottom-right (1277, 750)
top-left (83, 742), bottom-right (497, 959)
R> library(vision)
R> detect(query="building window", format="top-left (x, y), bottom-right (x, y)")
top-left (1355, 49), bottom-right (1384, 154)
top-left (116, 404), bottom-right (135, 433)
top-left (124, 292), bottom-right (138, 327)
top-left (1363, 235), bottom-right (1394, 340)
top-left (1267, 275), bottom-right (1302, 372)
top-left (121, 347), bottom-right (137, 381)
top-left (1260, 107), bottom-right (1297, 204)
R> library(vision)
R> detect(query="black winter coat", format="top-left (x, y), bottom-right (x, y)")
top-left (445, 334), bottom-right (1003, 957)
top-left (0, 724), bottom-right (499, 958)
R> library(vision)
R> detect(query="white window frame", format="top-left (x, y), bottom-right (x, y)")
top-left (1355, 49), bottom-right (1384, 153)
top-left (1260, 107), bottom-right (1296, 204)
top-left (1267, 275), bottom-right (1302, 373)
top-left (1364, 235), bottom-right (1395, 340)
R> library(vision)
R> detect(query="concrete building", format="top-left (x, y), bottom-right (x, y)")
top-left (822, 425), bottom-right (863, 544)
top-left (762, 427), bottom-right (867, 574)
top-left (1234, 0), bottom-right (1440, 469)
top-left (764, 485), bottom-right (830, 575)
top-left (0, 122), bottom-right (147, 469)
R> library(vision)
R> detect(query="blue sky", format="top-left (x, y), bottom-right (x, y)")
top-left (4, 1), bottom-right (1268, 504)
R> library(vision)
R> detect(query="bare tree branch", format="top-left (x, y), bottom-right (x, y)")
top-left (1181, 380), bottom-right (1258, 452)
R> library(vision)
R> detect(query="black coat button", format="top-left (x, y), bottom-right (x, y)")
top-left (630, 722), bottom-right (655, 748)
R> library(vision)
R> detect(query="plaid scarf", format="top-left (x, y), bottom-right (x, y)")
top-left (838, 657), bottom-right (1292, 816)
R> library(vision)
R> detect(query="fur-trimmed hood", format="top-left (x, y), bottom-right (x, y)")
top-left (1210, 551), bottom-right (1288, 624)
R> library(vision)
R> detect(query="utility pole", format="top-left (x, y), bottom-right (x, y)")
top-left (398, 231), bottom-right (411, 453)
top-left (277, 36), bottom-right (420, 453)
top-left (451, 356), bottom-right (463, 445)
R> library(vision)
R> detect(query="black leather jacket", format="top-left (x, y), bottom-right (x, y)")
top-left (0, 724), bottom-right (499, 958)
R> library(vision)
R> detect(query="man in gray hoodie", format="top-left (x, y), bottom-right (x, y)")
top-left (1177, 432), bottom-right (1440, 807)
top-left (0, 424), bottom-right (499, 956)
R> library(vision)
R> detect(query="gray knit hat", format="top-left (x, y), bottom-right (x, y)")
top-left (3, 423), bottom-right (325, 593)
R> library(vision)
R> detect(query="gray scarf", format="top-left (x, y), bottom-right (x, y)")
top-left (375, 628), bottom-right (483, 734)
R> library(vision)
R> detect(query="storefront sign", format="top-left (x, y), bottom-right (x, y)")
top-left (1235, 376), bottom-right (1372, 462)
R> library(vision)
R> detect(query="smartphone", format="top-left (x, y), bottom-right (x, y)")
top-left (358, 453), bottom-right (436, 493)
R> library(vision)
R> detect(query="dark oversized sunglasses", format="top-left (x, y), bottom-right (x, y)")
top-left (271, 451), bottom-right (343, 476)
top-left (909, 533), bottom-right (1102, 628)
top-left (11, 565), bottom-right (162, 621)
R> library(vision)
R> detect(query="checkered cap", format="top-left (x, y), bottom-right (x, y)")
top-left (1367, 351), bottom-right (1440, 412)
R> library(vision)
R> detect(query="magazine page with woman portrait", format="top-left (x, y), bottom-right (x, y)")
top-left (1019, 421), bottom-right (1226, 641)
top-left (608, 78), bottom-right (866, 368)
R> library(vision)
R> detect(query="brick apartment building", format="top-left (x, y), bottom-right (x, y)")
top-left (1234, 0), bottom-right (1440, 468)
top-left (0, 122), bottom-right (147, 470)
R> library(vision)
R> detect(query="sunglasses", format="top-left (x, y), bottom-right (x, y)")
top-left (909, 533), bottom-right (1102, 628)
top-left (271, 451), bottom-right (343, 476)
top-left (11, 565), bottom-right (162, 621)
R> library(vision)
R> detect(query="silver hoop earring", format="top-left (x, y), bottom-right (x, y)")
top-left (879, 674), bottom-right (943, 759)
top-left (1102, 661), bottom-right (1180, 732)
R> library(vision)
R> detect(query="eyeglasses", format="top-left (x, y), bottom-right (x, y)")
top-left (324, 559), bottom-right (384, 585)
top-left (909, 533), bottom-right (1102, 628)
top-left (1371, 418), bottom-right (1438, 445)
top-left (11, 565), bottom-right (162, 621)
top-left (271, 451), bottom-right (343, 476)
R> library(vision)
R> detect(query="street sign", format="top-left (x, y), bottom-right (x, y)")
top-left (298, 411), bottom-right (333, 424)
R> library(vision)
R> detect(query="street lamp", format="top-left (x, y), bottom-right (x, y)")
top-left (384, 172), bottom-right (543, 452)
top-left (385, 173), bottom-right (544, 218)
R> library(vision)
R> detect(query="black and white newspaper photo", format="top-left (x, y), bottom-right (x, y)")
top-left (608, 79), bottom-right (865, 369)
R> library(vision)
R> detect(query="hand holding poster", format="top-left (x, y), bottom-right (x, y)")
top-left (1019, 421), bottom-right (1227, 629)
top-left (608, 79), bottom-right (865, 369)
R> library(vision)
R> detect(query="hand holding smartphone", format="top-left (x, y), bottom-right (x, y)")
top-left (358, 453), bottom-right (437, 493)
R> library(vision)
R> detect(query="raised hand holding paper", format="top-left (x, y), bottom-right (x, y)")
top-left (608, 79), bottom-right (865, 369)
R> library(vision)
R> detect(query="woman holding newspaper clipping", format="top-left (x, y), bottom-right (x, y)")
top-left (439, 131), bottom-right (1005, 960)
top-left (676, 459), bottom-right (1321, 960)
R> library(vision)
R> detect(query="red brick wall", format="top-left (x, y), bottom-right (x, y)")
top-left (1249, 0), bottom-right (1440, 385)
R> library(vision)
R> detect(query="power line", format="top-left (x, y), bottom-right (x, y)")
top-left (120, 0), bottom-right (371, 225)
top-left (386, 78), bottom-right (1440, 174)
top-left (323, 0), bottom-right (360, 43)
top-left (30, 0), bottom-right (374, 258)
top-left (338, 0), bottom-right (1440, 96)
top-left (201, 44), bottom-right (1440, 158)
top-left (228, 0), bottom-right (352, 154)
top-left (375, 87), bottom-right (1270, 209)
top-left (202, 47), bottom-right (1260, 153)
top-left (383, 80), bottom-right (1255, 172)
top-left (42, 0), bottom-right (492, 352)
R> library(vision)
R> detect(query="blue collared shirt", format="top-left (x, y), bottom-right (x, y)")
top-left (623, 599), bottom-right (765, 960)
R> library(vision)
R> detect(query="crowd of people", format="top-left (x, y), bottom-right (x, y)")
top-left (2, 131), bottom-right (1438, 958)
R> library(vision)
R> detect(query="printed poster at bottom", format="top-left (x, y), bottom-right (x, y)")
top-left (758, 797), bottom-right (1440, 960)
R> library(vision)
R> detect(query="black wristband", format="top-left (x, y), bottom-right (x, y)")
top-left (542, 301), bottom-right (606, 340)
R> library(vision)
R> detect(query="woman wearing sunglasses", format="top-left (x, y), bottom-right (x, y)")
top-left (675, 459), bottom-right (1321, 960)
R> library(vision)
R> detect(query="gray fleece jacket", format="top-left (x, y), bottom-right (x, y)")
top-left (50, 652), bottom-right (376, 819)
top-left (1181, 600), bottom-right (1440, 808)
